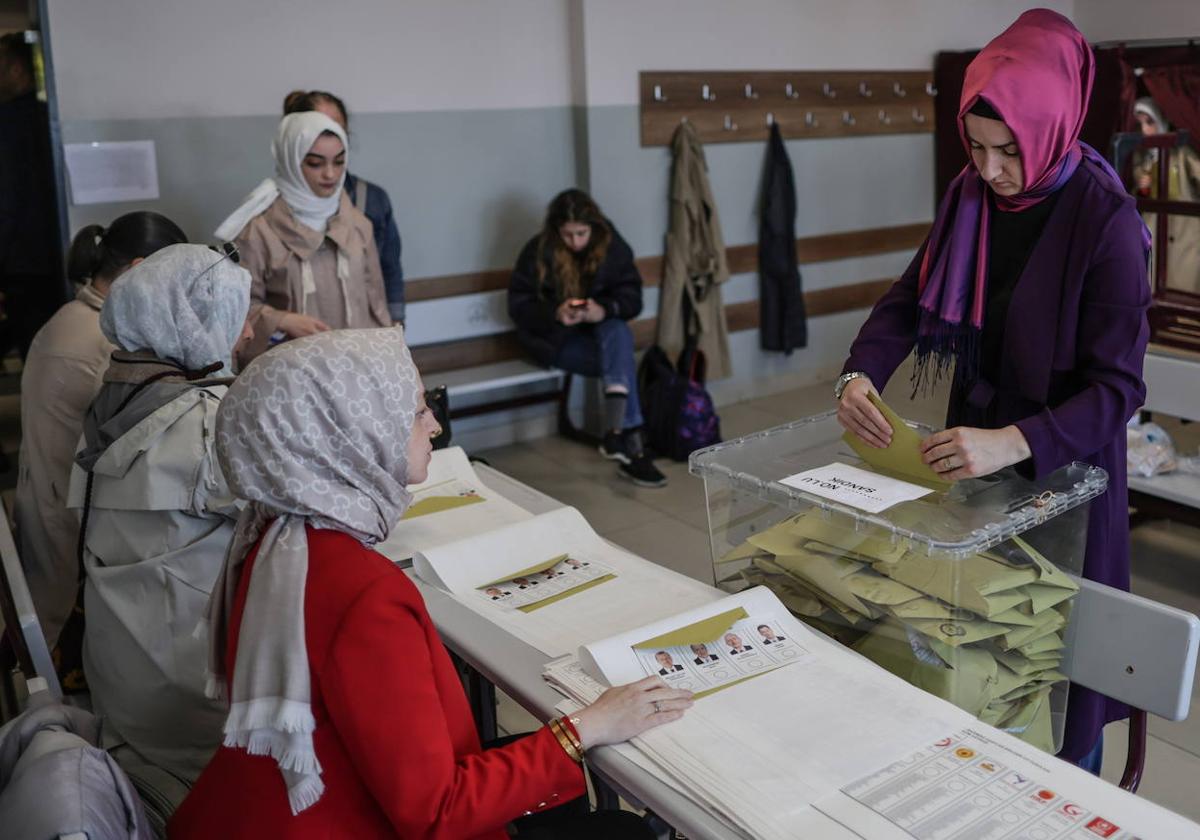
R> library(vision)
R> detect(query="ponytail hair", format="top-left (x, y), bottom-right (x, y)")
top-left (67, 211), bottom-right (188, 284)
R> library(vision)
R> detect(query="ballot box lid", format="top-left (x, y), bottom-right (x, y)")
top-left (688, 411), bottom-right (1107, 557)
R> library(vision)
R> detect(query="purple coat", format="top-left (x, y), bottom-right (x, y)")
top-left (844, 158), bottom-right (1151, 761)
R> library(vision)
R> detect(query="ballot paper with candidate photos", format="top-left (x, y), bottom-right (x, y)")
top-left (581, 587), bottom-right (815, 699)
top-left (474, 553), bottom-right (614, 613)
top-left (377, 446), bottom-right (533, 561)
top-left (630, 614), bottom-right (809, 697)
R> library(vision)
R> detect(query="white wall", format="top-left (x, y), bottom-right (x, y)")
top-left (578, 0), bottom-right (1075, 106)
top-left (1075, 0), bottom-right (1200, 42)
top-left (47, 0), bottom-right (575, 120)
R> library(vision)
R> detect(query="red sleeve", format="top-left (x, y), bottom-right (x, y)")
top-left (1014, 205), bottom-right (1150, 479)
top-left (320, 577), bottom-right (585, 839)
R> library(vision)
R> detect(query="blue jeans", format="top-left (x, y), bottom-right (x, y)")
top-left (553, 319), bottom-right (643, 430)
top-left (1076, 733), bottom-right (1104, 776)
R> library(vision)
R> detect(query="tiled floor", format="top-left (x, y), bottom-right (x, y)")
top-left (479, 376), bottom-right (1200, 825)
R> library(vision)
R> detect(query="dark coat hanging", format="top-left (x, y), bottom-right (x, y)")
top-left (757, 122), bottom-right (807, 353)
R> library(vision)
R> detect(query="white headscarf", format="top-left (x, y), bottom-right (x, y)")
top-left (214, 112), bottom-right (348, 241)
top-left (1133, 97), bottom-right (1168, 133)
top-left (202, 328), bottom-right (419, 814)
top-left (99, 243), bottom-right (251, 373)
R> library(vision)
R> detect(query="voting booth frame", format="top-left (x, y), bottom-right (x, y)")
top-left (690, 411), bottom-right (1100, 756)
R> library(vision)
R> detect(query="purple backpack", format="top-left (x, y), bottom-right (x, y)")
top-left (639, 341), bottom-right (721, 462)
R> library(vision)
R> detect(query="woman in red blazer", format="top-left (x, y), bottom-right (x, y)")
top-left (169, 328), bottom-right (692, 839)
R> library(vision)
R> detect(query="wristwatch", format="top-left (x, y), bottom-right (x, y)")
top-left (834, 371), bottom-right (868, 401)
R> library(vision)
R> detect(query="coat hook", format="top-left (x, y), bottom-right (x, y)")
top-left (925, 82), bottom-right (938, 97)
top-left (805, 111), bottom-right (819, 128)
top-left (744, 83), bottom-right (759, 100)
top-left (842, 110), bottom-right (856, 126)
top-left (912, 108), bottom-right (927, 124)
top-left (701, 84), bottom-right (716, 101)
top-left (878, 109), bottom-right (892, 125)
top-left (822, 82), bottom-right (837, 99)
top-left (784, 82), bottom-right (800, 99)
top-left (858, 81), bottom-right (873, 98)
top-left (653, 84), bottom-right (668, 102)
top-left (893, 82), bottom-right (907, 97)
top-left (766, 111), bottom-right (775, 126)
top-left (723, 114), bottom-right (738, 131)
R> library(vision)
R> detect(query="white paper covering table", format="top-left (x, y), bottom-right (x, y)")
top-left (407, 463), bottom-right (1200, 839)
top-left (411, 462), bottom-right (748, 839)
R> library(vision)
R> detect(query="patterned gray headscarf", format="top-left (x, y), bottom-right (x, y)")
top-left (202, 328), bottom-right (419, 814)
top-left (100, 243), bottom-right (251, 374)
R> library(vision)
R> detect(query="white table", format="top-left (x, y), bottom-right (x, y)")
top-left (411, 462), bottom-right (747, 839)
top-left (414, 462), bottom-right (1200, 840)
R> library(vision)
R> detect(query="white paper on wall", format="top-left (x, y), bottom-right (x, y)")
top-left (64, 140), bottom-right (159, 204)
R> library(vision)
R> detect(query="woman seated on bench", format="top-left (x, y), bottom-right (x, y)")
top-left (171, 329), bottom-right (691, 839)
top-left (214, 111), bottom-right (391, 366)
top-left (508, 189), bottom-right (667, 488)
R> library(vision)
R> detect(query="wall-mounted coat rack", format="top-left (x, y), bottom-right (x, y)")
top-left (640, 70), bottom-right (935, 146)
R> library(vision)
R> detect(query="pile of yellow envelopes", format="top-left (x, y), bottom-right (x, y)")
top-left (720, 510), bottom-right (1078, 753)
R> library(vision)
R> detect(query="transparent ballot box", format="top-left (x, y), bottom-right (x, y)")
top-left (689, 411), bottom-right (1106, 754)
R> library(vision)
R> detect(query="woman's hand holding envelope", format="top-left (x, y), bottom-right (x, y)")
top-left (920, 425), bottom-right (1032, 481)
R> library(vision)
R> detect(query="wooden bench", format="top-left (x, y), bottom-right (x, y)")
top-left (405, 222), bottom-right (930, 433)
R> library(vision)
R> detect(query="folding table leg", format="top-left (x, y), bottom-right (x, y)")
top-left (467, 667), bottom-right (498, 743)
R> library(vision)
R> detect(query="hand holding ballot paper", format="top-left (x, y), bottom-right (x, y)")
top-left (841, 391), bottom-right (952, 490)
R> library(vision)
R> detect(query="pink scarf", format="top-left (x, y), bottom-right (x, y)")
top-left (914, 9), bottom-right (1142, 386)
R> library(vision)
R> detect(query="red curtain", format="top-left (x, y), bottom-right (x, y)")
top-left (1142, 64), bottom-right (1200, 142)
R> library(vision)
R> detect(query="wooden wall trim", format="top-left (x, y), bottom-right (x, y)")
top-left (412, 276), bottom-right (896, 376)
top-left (404, 221), bottom-right (926, 303)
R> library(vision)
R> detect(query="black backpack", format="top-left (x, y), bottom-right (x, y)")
top-left (638, 341), bottom-right (721, 462)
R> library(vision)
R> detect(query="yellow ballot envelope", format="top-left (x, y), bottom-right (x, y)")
top-left (854, 619), bottom-right (999, 714)
top-left (872, 551), bottom-right (1036, 617)
top-left (786, 511), bottom-right (909, 564)
top-left (842, 392), bottom-right (953, 489)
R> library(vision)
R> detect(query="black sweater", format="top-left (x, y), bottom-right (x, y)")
top-left (507, 225), bottom-right (643, 367)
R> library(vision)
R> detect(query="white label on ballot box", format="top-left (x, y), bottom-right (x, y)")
top-left (780, 462), bottom-right (932, 513)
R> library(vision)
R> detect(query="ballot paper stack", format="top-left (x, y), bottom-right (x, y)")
top-left (717, 510), bottom-right (1077, 753)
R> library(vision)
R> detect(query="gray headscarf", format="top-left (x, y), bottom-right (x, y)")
top-left (202, 328), bottom-right (419, 814)
top-left (100, 244), bottom-right (251, 374)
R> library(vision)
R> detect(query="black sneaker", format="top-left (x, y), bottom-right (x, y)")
top-left (598, 431), bottom-right (630, 464)
top-left (618, 455), bottom-right (668, 488)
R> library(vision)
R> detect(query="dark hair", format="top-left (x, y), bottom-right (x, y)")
top-left (536, 189), bottom-right (612, 301)
top-left (968, 97), bottom-right (1002, 121)
top-left (283, 89), bottom-right (349, 128)
top-left (0, 32), bottom-right (34, 95)
top-left (67, 211), bottom-right (188, 284)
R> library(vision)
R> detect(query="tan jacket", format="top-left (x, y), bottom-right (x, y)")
top-left (14, 284), bottom-right (113, 647)
top-left (658, 120), bottom-right (733, 380)
top-left (234, 192), bottom-right (390, 364)
top-left (1135, 144), bottom-right (1200, 295)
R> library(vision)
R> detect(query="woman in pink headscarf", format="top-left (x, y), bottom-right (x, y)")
top-left (836, 9), bottom-right (1150, 770)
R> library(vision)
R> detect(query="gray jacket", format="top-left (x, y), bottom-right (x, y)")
top-left (68, 357), bottom-right (238, 782)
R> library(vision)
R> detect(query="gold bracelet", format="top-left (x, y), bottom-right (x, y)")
top-left (552, 717), bottom-right (583, 759)
top-left (559, 716), bottom-right (585, 755)
top-left (548, 719), bottom-right (582, 763)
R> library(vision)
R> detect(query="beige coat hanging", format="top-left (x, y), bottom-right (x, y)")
top-left (658, 120), bottom-right (733, 380)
